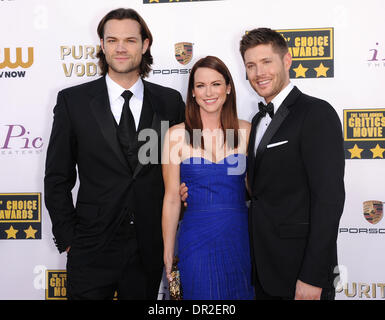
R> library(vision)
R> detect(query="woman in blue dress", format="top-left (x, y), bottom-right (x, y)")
top-left (162, 56), bottom-right (254, 300)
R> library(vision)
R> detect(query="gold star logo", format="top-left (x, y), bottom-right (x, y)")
top-left (293, 64), bottom-right (308, 78)
top-left (149, 0), bottom-right (159, 2)
top-left (5, 225), bottom-right (18, 239)
top-left (24, 225), bottom-right (38, 239)
top-left (348, 144), bottom-right (364, 159)
top-left (314, 63), bottom-right (329, 77)
top-left (370, 144), bottom-right (385, 158)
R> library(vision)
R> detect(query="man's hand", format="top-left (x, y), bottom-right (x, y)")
top-left (179, 182), bottom-right (188, 207)
top-left (294, 279), bottom-right (322, 300)
top-left (66, 246), bottom-right (71, 253)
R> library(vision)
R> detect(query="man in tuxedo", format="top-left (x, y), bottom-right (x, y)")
top-left (240, 28), bottom-right (345, 300)
top-left (44, 8), bottom-right (185, 299)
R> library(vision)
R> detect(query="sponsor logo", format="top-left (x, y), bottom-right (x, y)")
top-left (0, 47), bottom-right (34, 78)
top-left (276, 28), bottom-right (334, 78)
top-left (336, 282), bottom-right (385, 299)
top-left (0, 193), bottom-right (41, 240)
top-left (152, 42), bottom-right (193, 76)
top-left (144, 0), bottom-right (221, 3)
top-left (339, 228), bottom-right (385, 234)
top-left (152, 68), bottom-right (191, 76)
top-left (46, 270), bottom-right (67, 300)
top-left (343, 108), bottom-right (385, 159)
top-left (339, 199), bottom-right (385, 235)
top-left (0, 124), bottom-right (44, 156)
top-left (363, 200), bottom-right (383, 224)
top-left (334, 267), bottom-right (385, 300)
top-left (367, 42), bottom-right (385, 68)
top-left (175, 42), bottom-right (193, 65)
top-left (45, 270), bottom-right (119, 300)
top-left (60, 45), bottom-right (101, 77)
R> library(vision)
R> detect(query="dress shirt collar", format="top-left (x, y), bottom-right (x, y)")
top-left (105, 73), bottom-right (144, 103)
top-left (262, 81), bottom-right (294, 113)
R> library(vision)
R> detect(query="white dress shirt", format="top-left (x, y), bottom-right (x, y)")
top-left (254, 82), bottom-right (294, 154)
top-left (105, 73), bottom-right (144, 130)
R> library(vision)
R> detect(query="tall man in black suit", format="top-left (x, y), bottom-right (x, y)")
top-left (44, 8), bottom-right (185, 299)
top-left (241, 28), bottom-right (345, 300)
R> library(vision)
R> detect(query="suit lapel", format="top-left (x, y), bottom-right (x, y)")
top-left (132, 81), bottom-right (162, 179)
top-left (137, 91), bottom-right (154, 133)
top-left (251, 86), bottom-right (301, 189)
top-left (88, 77), bottom-right (129, 170)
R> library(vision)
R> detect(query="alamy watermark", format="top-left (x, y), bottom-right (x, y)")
top-left (137, 121), bottom-right (247, 175)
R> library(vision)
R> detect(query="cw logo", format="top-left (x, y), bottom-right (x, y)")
top-left (0, 47), bottom-right (34, 69)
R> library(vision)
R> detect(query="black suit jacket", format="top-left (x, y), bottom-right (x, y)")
top-left (247, 86), bottom-right (345, 297)
top-left (44, 76), bottom-right (185, 275)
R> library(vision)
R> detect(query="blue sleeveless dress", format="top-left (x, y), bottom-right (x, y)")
top-left (178, 154), bottom-right (255, 300)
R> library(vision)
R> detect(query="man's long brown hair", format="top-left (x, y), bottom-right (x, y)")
top-left (96, 8), bottom-right (153, 78)
top-left (185, 56), bottom-right (239, 149)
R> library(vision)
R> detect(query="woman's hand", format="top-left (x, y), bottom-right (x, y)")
top-left (164, 254), bottom-right (174, 282)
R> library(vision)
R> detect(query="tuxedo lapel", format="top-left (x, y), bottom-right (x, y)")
top-left (88, 78), bottom-right (129, 170)
top-left (251, 87), bottom-right (301, 189)
top-left (247, 113), bottom-right (260, 191)
top-left (254, 106), bottom-right (290, 161)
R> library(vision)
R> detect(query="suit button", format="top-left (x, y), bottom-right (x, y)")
top-left (129, 212), bottom-right (135, 224)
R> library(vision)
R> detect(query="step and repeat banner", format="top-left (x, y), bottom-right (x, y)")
top-left (1, 0), bottom-right (384, 300)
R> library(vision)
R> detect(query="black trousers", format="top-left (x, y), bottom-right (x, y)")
top-left (66, 216), bottom-right (160, 300)
top-left (254, 274), bottom-right (335, 300)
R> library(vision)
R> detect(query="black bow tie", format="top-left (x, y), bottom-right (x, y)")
top-left (258, 101), bottom-right (274, 119)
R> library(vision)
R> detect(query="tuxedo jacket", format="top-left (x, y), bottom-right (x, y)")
top-left (44, 76), bottom-right (185, 274)
top-left (247, 86), bottom-right (345, 297)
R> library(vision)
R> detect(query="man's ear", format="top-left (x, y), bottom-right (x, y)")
top-left (142, 38), bottom-right (150, 54)
top-left (100, 38), bottom-right (105, 54)
top-left (283, 51), bottom-right (292, 71)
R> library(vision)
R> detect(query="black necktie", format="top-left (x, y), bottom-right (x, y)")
top-left (117, 90), bottom-right (136, 149)
top-left (258, 101), bottom-right (274, 119)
